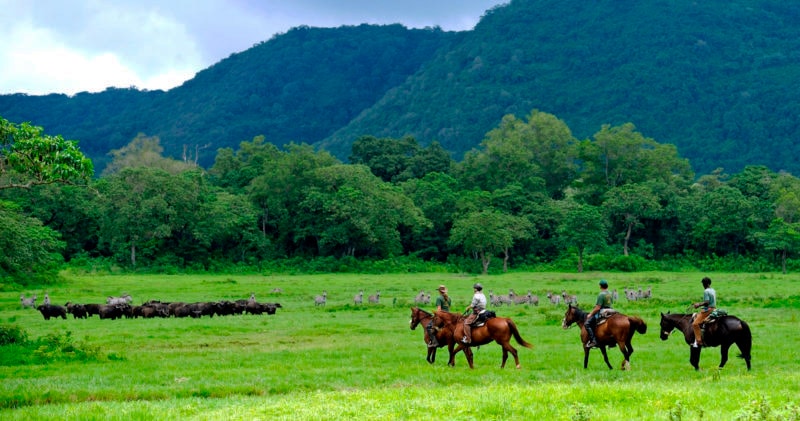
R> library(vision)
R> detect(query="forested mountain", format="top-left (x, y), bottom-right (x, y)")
top-left (2, 0), bottom-right (799, 175)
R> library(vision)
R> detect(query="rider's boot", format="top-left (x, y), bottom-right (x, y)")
top-left (427, 328), bottom-right (438, 347)
top-left (585, 326), bottom-right (597, 348)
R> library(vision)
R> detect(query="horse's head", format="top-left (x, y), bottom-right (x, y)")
top-left (409, 307), bottom-right (430, 330)
top-left (659, 313), bottom-right (676, 341)
top-left (562, 304), bottom-right (580, 329)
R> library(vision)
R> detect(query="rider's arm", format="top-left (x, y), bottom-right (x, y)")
top-left (693, 300), bottom-right (709, 308)
top-left (586, 304), bottom-right (601, 320)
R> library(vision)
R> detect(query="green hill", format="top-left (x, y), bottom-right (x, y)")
top-left (2, 0), bottom-right (799, 176)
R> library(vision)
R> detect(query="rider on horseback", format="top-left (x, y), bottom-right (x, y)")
top-left (427, 285), bottom-right (451, 347)
top-left (585, 279), bottom-right (613, 348)
top-left (462, 283), bottom-right (487, 344)
top-left (691, 277), bottom-right (716, 347)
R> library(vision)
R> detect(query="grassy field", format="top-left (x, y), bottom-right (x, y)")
top-left (1, 271), bottom-right (798, 420)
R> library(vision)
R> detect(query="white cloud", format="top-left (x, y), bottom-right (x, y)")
top-left (0, 0), bottom-right (501, 96)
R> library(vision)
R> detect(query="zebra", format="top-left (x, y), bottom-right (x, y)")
top-left (368, 291), bottom-right (380, 304)
top-left (314, 291), bottom-right (327, 306)
top-left (20, 294), bottom-right (37, 309)
top-left (353, 290), bottom-right (363, 305)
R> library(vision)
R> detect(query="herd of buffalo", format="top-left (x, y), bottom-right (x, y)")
top-left (25, 293), bottom-right (282, 320)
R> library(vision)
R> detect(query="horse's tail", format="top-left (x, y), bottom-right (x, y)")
top-left (629, 316), bottom-right (647, 334)
top-left (735, 319), bottom-right (753, 362)
top-left (507, 318), bottom-right (534, 349)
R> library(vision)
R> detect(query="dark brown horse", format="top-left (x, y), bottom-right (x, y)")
top-left (409, 307), bottom-right (455, 364)
top-left (562, 304), bottom-right (647, 370)
top-left (433, 310), bottom-right (533, 369)
top-left (659, 312), bottom-right (752, 371)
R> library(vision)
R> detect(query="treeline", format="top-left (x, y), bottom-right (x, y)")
top-left (2, 110), bottom-right (800, 284)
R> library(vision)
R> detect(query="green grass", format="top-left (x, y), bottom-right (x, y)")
top-left (1, 271), bottom-right (798, 420)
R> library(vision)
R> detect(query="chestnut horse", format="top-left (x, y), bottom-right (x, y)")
top-left (659, 312), bottom-right (752, 371)
top-left (433, 310), bottom-right (533, 369)
top-left (562, 304), bottom-right (647, 370)
top-left (409, 307), bottom-right (455, 364)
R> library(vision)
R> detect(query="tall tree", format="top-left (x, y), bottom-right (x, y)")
top-left (449, 209), bottom-right (531, 274)
top-left (602, 183), bottom-right (662, 256)
top-left (556, 201), bottom-right (609, 272)
top-left (1, 117), bottom-right (93, 189)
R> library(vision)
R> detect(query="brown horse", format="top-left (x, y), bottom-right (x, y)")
top-left (562, 304), bottom-right (647, 370)
top-left (409, 307), bottom-right (455, 364)
top-left (433, 310), bottom-right (533, 369)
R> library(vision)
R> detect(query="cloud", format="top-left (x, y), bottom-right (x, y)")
top-left (0, 0), bottom-right (502, 95)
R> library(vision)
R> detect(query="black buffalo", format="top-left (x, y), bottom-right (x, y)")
top-left (36, 304), bottom-right (67, 320)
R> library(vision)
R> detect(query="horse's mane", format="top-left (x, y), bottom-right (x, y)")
top-left (414, 307), bottom-right (433, 317)
top-left (434, 310), bottom-right (463, 325)
top-left (568, 304), bottom-right (588, 319)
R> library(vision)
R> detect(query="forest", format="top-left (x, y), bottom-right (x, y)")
top-left (3, 110), bottom-right (800, 286)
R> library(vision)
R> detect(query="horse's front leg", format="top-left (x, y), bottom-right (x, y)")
top-left (427, 346), bottom-right (435, 364)
top-left (719, 343), bottom-right (731, 368)
top-left (464, 346), bottom-right (475, 369)
top-left (449, 343), bottom-right (463, 367)
top-left (500, 348), bottom-right (508, 369)
top-left (689, 346), bottom-right (701, 370)
top-left (583, 348), bottom-right (591, 369)
top-left (599, 346), bottom-right (612, 370)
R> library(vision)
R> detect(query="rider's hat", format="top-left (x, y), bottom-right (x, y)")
top-left (438, 285), bottom-right (447, 293)
top-left (473, 283), bottom-right (483, 291)
top-left (599, 279), bottom-right (609, 287)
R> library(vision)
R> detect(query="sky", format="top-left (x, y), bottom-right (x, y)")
top-left (0, 0), bottom-right (504, 96)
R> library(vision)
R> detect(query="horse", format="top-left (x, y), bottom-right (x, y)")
top-left (409, 307), bottom-right (454, 364)
top-left (433, 310), bottom-right (533, 369)
top-left (562, 304), bottom-right (647, 370)
top-left (659, 312), bottom-right (752, 371)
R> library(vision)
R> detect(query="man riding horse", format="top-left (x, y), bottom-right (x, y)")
top-left (585, 279), bottom-right (613, 348)
top-left (462, 283), bottom-right (487, 344)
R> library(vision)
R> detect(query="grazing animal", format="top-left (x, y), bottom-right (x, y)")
top-left (83, 303), bottom-right (102, 317)
top-left (20, 294), bottom-right (37, 309)
top-left (43, 294), bottom-right (51, 305)
top-left (489, 291), bottom-right (501, 307)
top-left (98, 303), bottom-right (132, 320)
top-left (353, 290), bottom-right (363, 305)
top-left (270, 288), bottom-right (283, 293)
top-left (561, 290), bottom-right (578, 305)
top-left (314, 291), bottom-right (327, 306)
top-left (65, 302), bottom-right (88, 319)
top-left (409, 307), bottom-right (455, 364)
top-left (547, 292), bottom-right (561, 305)
top-left (368, 291), bottom-right (380, 304)
top-left (562, 304), bottom-right (647, 370)
top-left (36, 304), bottom-right (67, 320)
top-left (107, 294), bottom-right (132, 305)
top-left (414, 291), bottom-right (426, 304)
top-left (659, 312), bottom-right (752, 371)
top-left (246, 301), bottom-right (282, 315)
top-left (434, 310), bottom-right (533, 369)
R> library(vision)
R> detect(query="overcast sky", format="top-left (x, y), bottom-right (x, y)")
top-left (0, 0), bottom-right (504, 96)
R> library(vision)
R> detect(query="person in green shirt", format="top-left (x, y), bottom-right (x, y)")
top-left (691, 276), bottom-right (717, 347)
top-left (584, 279), bottom-right (613, 348)
top-left (427, 285), bottom-right (451, 347)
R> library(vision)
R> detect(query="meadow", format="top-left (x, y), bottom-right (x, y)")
top-left (1, 271), bottom-right (798, 420)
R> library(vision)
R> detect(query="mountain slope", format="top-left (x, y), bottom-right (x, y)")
top-left (320, 0), bottom-right (800, 175)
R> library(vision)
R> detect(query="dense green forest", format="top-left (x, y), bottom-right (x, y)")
top-left (3, 111), bottom-right (800, 286)
top-left (2, 0), bottom-right (799, 177)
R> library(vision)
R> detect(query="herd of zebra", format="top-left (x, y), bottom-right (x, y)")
top-left (20, 292), bottom-right (282, 320)
top-left (411, 286), bottom-right (653, 308)
top-left (313, 290), bottom-right (382, 306)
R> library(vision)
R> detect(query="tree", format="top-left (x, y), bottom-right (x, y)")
top-left (0, 201), bottom-right (65, 283)
top-left (556, 201), bottom-right (609, 272)
top-left (1, 117), bottom-right (94, 189)
top-left (298, 164), bottom-right (430, 257)
top-left (449, 209), bottom-right (532, 274)
top-left (754, 172), bottom-right (800, 272)
top-left (102, 134), bottom-right (194, 176)
top-left (97, 167), bottom-right (199, 267)
top-left (602, 183), bottom-right (662, 256)
top-left (577, 123), bottom-right (693, 205)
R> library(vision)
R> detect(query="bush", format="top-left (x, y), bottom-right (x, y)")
top-left (0, 324), bottom-right (27, 346)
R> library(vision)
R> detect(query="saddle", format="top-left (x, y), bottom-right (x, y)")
top-left (595, 308), bottom-right (618, 326)
top-left (692, 309), bottom-right (728, 326)
top-left (473, 310), bottom-right (496, 327)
